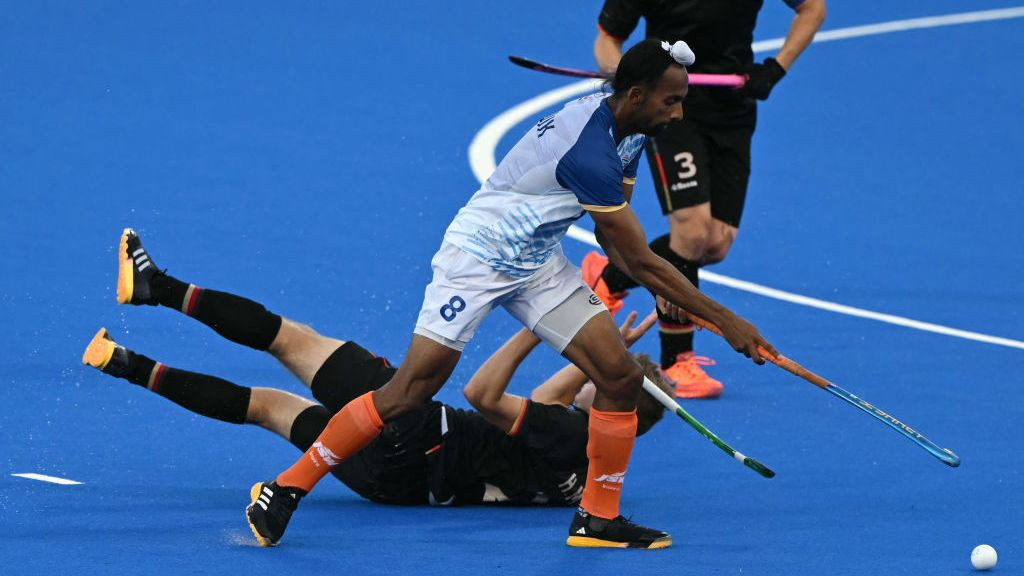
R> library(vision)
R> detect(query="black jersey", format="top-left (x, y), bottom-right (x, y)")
top-left (599, 0), bottom-right (779, 125)
top-left (310, 340), bottom-right (590, 507)
top-left (431, 401), bottom-right (590, 507)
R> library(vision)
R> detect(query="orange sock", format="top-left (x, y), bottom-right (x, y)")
top-left (276, 391), bottom-right (384, 492)
top-left (580, 407), bottom-right (637, 520)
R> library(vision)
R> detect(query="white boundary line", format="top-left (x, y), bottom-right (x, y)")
top-left (469, 8), bottom-right (1024, 351)
top-left (12, 473), bottom-right (83, 485)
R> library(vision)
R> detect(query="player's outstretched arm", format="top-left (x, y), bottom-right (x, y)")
top-left (775, 0), bottom-right (826, 70)
top-left (463, 328), bottom-right (544, 432)
top-left (593, 27), bottom-right (625, 75)
top-left (589, 205), bottom-right (777, 363)
top-left (530, 310), bottom-right (657, 406)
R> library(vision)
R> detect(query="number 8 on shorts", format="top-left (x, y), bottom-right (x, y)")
top-left (440, 295), bottom-right (466, 322)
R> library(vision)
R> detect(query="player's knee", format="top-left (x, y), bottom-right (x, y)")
top-left (373, 376), bottom-right (435, 420)
top-left (702, 224), bottom-right (737, 264)
top-left (702, 241), bottom-right (732, 264)
top-left (270, 319), bottom-right (329, 357)
top-left (668, 213), bottom-right (711, 258)
top-left (593, 360), bottom-right (645, 404)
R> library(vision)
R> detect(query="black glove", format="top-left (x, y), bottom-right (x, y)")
top-left (741, 57), bottom-right (787, 100)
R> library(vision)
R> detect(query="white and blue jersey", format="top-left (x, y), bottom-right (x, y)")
top-left (444, 93), bottom-right (645, 278)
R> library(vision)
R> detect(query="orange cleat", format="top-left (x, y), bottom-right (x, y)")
top-left (581, 251), bottom-right (628, 317)
top-left (662, 352), bottom-right (724, 399)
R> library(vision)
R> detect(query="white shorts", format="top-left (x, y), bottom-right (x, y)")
top-left (414, 242), bottom-right (605, 352)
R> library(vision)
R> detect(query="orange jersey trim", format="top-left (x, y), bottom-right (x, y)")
top-left (507, 398), bottom-right (528, 436)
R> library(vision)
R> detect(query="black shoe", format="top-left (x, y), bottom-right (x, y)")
top-left (81, 328), bottom-right (131, 378)
top-left (117, 227), bottom-right (159, 305)
top-left (246, 481), bottom-right (306, 547)
top-left (566, 508), bottom-right (672, 549)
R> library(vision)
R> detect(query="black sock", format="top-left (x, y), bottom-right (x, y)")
top-left (648, 234), bottom-right (700, 368)
top-left (150, 274), bottom-right (282, 351)
top-left (117, 350), bottom-right (251, 424)
top-left (288, 405), bottom-right (331, 451)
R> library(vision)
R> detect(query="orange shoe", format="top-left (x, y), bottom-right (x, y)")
top-left (662, 352), bottom-right (724, 399)
top-left (581, 251), bottom-right (628, 316)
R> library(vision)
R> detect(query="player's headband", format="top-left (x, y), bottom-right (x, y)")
top-left (661, 40), bottom-right (695, 66)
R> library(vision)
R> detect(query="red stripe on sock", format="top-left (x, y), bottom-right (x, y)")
top-left (148, 363), bottom-right (167, 393)
top-left (184, 286), bottom-right (203, 316)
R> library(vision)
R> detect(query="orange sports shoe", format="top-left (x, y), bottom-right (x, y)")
top-left (581, 251), bottom-right (628, 316)
top-left (662, 352), bottom-right (724, 399)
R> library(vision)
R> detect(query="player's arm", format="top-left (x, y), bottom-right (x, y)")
top-left (530, 310), bottom-right (657, 406)
top-left (743, 0), bottom-right (826, 100)
top-left (589, 204), bottom-right (777, 363)
top-left (774, 0), bottom-right (826, 70)
top-left (463, 328), bottom-right (543, 433)
top-left (594, 27), bottom-right (625, 76)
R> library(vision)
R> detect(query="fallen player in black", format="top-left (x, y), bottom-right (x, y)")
top-left (84, 228), bottom-right (674, 547)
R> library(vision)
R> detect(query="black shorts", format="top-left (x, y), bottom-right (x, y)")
top-left (290, 341), bottom-right (442, 505)
top-left (644, 118), bottom-right (754, 228)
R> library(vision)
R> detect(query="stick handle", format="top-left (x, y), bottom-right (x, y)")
top-left (684, 313), bottom-right (830, 388)
top-left (689, 73), bottom-right (746, 88)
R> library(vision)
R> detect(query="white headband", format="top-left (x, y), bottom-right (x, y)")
top-left (661, 40), bottom-right (695, 66)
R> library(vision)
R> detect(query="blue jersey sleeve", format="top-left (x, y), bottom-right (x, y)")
top-left (555, 115), bottom-right (627, 212)
top-left (623, 145), bottom-right (643, 180)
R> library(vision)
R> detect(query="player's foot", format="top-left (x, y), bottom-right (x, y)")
top-left (81, 327), bottom-right (130, 378)
top-left (246, 480), bottom-right (306, 547)
top-left (663, 352), bottom-right (723, 399)
top-left (566, 508), bottom-right (671, 549)
top-left (581, 251), bottom-right (627, 316)
top-left (117, 227), bottom-right (160, 305)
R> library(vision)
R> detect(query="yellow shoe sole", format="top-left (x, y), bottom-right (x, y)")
top-left (81, 328), bottom-right (116, 369)
top-left (116, 228), bottom-right (134, 304)
top-left (246, 482), bottom-right (275, 547)
top-left (566, 535), bottom-right (672, 549)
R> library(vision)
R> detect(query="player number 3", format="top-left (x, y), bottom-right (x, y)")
top-left (440, 295), bottom-right (466, 322)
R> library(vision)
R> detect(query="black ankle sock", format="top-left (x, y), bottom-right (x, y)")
top-left (601, 262), bottom-right (639, 293)
top-left (120, 351), bottom-right (251, 424)
top-left (151, 274), bottom-right (283, 351)
top-left (648, 234), bottom-right (701, 367)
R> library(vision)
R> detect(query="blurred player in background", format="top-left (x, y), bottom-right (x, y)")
top-left (85, 229), bottom-right (673, 509)
top-left (246, 39), bottom-right (777, 550)
top-left (585, 0), bottom-right (825, 399)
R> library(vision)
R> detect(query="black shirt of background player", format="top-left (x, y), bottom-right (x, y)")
top-left (437, 401), bottom-right (590, 506)
top-left (598, 0), bottom-right (765, 125)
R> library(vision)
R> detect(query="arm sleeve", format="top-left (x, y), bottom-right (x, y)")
top-left (623, 141), bottom-right (644, 180)
top-left (555, 119), bottom-right (627, 212)
top-left (597, 0), bottom-right (643, 41)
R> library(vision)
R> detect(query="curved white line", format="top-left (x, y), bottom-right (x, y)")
top-left (468, 7), bottom-right (1024, 350)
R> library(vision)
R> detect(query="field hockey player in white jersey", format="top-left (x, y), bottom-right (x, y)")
top-left (246, 38), bottom-right (777, 550)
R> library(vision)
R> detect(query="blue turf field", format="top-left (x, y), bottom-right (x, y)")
top-left (2, 2), bottom-right (1022, 574)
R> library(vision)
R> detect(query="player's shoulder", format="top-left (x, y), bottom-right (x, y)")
top-left (552, 93), bottom-right (614, 138)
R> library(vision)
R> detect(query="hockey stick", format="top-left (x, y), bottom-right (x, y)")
top-left (685, 314), bottom-right (962, 468)
top-left (508, 55), bottom-right (747, 88)
top-left (642, 378), bottom-right (775, 478)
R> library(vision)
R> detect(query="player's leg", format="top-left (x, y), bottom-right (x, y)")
top-left (505, 252), bottom-right (669, 549)
top-left (641, 122), bottom-right (726, 399)
top-left (246, 243), bottom-right (498, 546)
top-left (702, 123), bottom-right (753, 265)
top-left (117, 228), bottom-right (283, 351)
top-left (81, 327), bottom-right (319, 445)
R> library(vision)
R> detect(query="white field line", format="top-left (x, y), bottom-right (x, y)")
top-left (469, 8), bottom-right (1024, 351)
top-left (12, 473), bottom-right (83, 485)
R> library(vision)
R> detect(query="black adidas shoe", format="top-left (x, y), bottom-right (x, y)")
top-left (566, 508), bottom-right (672, 549)
top-left (246, 481), bottom-right (306, 547)
top-left (117, 227), bottom-right (159, 305)
top-left (81, 328), bottom-right (132, 378)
